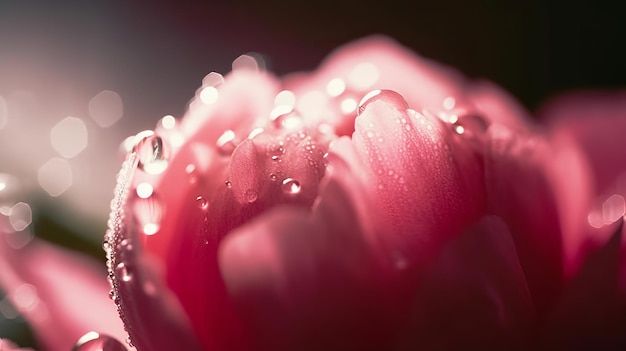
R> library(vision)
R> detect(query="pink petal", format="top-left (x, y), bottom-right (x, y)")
top-left (540, 91), bottom-right (626, 196)
top-left (351, 90), bottom-right (485, 270)
top-left (106, 154), bottom-right (203, 351)
top-left (0, 237), bottom-right (126, 351)
top-left (0, 339), bottom-right (34, 351)
top-left (484, 123), bottom-right (594, 316)
top-left (219, 153), bottom-right (408, 350)
top-left (399, 216), bottom-right (535, 350)
top-left (541, 222), bottom-right (626, 349)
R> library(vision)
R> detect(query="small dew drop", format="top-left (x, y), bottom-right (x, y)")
top-left (282, 178), bottom-right (301, 194)
top-left (245, 189), bottom-right (258, 203)
top-left (73, 331), bottom-right (127, 351)
top-left (225, 180), bottom-right (232, 188)
top-left (134, 134), bottom-right (169, 175)
top-left (269, 173), bottom-right (278, 181)
top-left (196, 196), bottom-right (208, 209)
top-left (358, 90), bottom-right (409, 116)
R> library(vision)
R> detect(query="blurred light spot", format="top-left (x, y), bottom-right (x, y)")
top-left (0, 182), bottom-right (5, 192)
top-left (38, 158), bottom-right (72, 197)
top-left (9, 202), bottom-right (32, 231)
top-left (200, 87), bottom-right (218, 104)
top-left (274, 90), bottom-right (296, 108)
top-left (297, 91), bottom-right (326, 118)
top-left (161, 115), bottom-right (176, 130)
top-left (602, 194), bottom-right (625, 224)
top-left (340, 98), bottom-right (357, 114)
top-left (202, 72), bottom-right (224, 87)
top-left (0, 96), bottom-right (7, 129)
top-left (50, 117), bottom-right (88, 158)
top-left (232, 54), bottom-right (260, 72)
top-left (348, 63), bottom-right (379, 90)
top-left (170, 132), bottom-right (185, 148)
top-left (282, 115), bottom-right (303, 129)
top-left (14, 284), bottom-right (38, 311)
top-left (88, 90), bottom-right (123, 128)
top-left (136, 182), bottom-right (153, 199)
top-left (443, 96), bottom-right (456, 110)
top-left (454, 125), bottom-right (465, 135)
top-left (326, 78), bottom-right (346, 97)
top-left (587, 210), bottom-right (604, 228)
top-left (5, 229), bottom-right (34, 249)
top-left (121, 135), bottom-right (136, 154)
top-left (143, 223), bottom-right (159, 236)
top-left (0, 297), bottom-right (19, 319)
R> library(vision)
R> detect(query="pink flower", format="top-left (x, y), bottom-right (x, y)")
top-left (1, 36), bottom-right (625, 350)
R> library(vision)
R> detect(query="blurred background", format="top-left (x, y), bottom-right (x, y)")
top-left (0, 0), bottom-right (624, 347)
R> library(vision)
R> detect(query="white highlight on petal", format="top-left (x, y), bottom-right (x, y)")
top-left (232, 54), bottom-right (260, 72)
top-left (348, 63), bottom-right (379, 90)
top-left (443, 96), bottom-right (456, 110)
top-left (143, 223), bottom-right (159, 236)
top-left (326, 78), bottom-right (346, 97)
top-left (161, 115), bottom-right (176, 129)
top-left (274, 90), bottom-right (296, 108)
top-left (136, 182), bottom-right (154, 199)
top-left (200, 86), bottom-right (219, 104)
top-left (50, 117), bottom-right (88, 158)
top-left (88, 90), bottom-right (123, 128)
top-left (602, 194), bottom-right (625, 224)
top-left (38, 158), bottom-right (73, 197)
top-left (340, 98), bottom-right (357, 114)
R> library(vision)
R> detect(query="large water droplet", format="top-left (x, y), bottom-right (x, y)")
top-left (282, 178), bottom-right (301, 194)
top-left (73, 332), bottom-right (127, 351)
top-left (358, 89), bottom-right (409, 116)
top-left (134, 134), bottom-right (169, 175)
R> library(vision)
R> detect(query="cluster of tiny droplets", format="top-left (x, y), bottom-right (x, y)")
top-left (103, 151), bottom-right (138, 348)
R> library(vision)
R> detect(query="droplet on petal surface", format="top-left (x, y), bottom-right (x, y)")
top-left (281, 178), bottom-right (301, 194)
top-left (73, 331), bottom-right (127, 351)
top-left (134, 134), bottom-right (169, 175)
top-left (196, 196), bottom-right (209, 209)
top-left (358, 89), bottom-right (409, 116)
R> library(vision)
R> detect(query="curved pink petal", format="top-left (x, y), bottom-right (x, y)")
top-left (351, 90), bottom-right (485, 271)
top-left (483, 122), bottom-right (595, 316)
top-left (219, 151), bottom-right (408, 351)
top-left (541, 222), bottom-right (626, 350)
top-left (105, 153), bottom-right (203, 351)
top-left (540, 90), bottom-right (626, 196)
top-left (399, 215), bottom-right (534, 350)
top-left (0, 237), bottom-right (126, 351)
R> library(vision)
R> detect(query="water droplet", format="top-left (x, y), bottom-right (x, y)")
top-left (358, 90), bottom-right (409, 116)
top-left (282, 178), bottom-right (301, 194)
top-left (73, 331), bottom-right (127, 351)
top-left (134, 134), bottom-right (169, 175)
top-left (216, 130), bottom-right (237, 156)
top-left (245, 189), bottom-right (258, 203)
top-left (196, 196), bottom-right (208, 209)
top-left (269, 173), bottom-right (278, 181)
top-left (225, 180), bottom-right (232, 188)
top-left (102, 240), bottom-right (110, 252)
top-left (453, 114), bottom-right (489, 137)
top-left (115, 262), bottom-right (132, 282)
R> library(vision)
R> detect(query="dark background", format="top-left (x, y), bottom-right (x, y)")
top-left (0, 0), bottom-right (624, 348)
